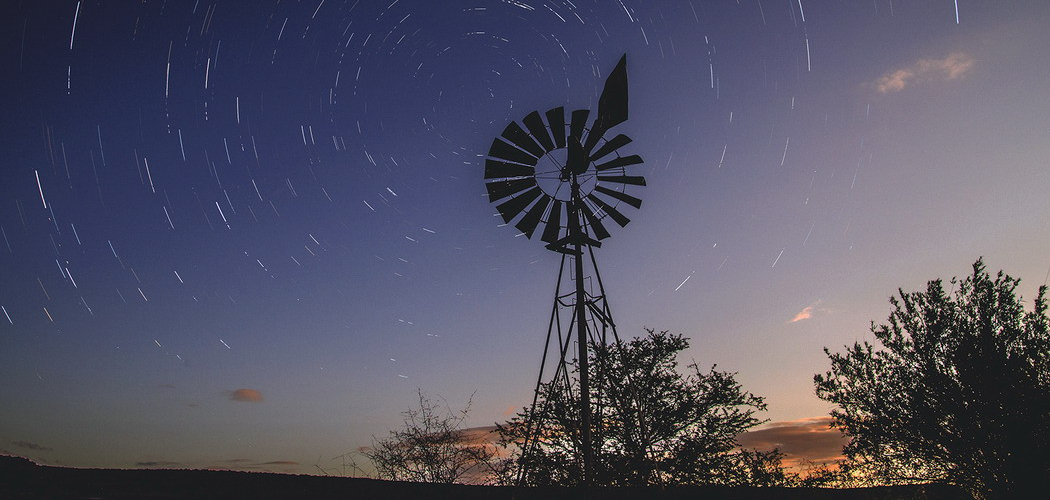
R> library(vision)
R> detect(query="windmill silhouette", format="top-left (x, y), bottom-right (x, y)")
top-left (484, 54), bottom-right (645, 484)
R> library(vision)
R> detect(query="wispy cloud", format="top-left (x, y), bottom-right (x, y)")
top-left (737, 416), bottom-right (847, 468)
top-left (790, 306), bottom-right (815, 323)
top-left (11, 441), bottom-right (53, 452)
top-left (873, 52), bottom-right (975, 93)
top-left (227, 388), bottom-right (263, 402)
top-left (789, 300), bottom-right (823, 323)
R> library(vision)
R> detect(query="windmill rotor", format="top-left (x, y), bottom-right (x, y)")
top-left (484, 81), bottom-right (646, 250)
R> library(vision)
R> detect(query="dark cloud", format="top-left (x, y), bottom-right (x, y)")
top-left (11, 441), bottom-right (53, 452)
top-left (227, 388), bottom-right (263, 402)
top-left (135, 461), bottom-right (181, 467)
top-left (201, 459), bottom-right (302, 472)
top-left (458, 425), bottom-right (498, 445)
top-left (158, 384), bottom-right (176, 389)
top-left (361, 420), bottom-right (844, 475)
top-left (737, 417), bottom-right (847, 467)
top-left (458, 422), bottom-right (846, 467)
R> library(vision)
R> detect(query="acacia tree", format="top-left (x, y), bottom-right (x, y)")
top-left (363, 390), bottom-right (496, 484)
top-left (815, 259), bottom-right (1050, 498)
top-left (497, 329), bottom-right (784, 486)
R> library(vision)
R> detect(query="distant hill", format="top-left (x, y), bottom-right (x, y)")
top-left (0, 455), bottom-right (967, 500)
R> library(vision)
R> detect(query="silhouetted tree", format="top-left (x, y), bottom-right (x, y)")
top-left (497, 329), bottom-right (782, 486)
top-left (363, 390), bottom-right (496, 484)
top-left (815, 259), bottom-right (1050, 498)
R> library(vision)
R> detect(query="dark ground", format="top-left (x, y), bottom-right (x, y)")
top-left (1, 455), bottom-right (969, 499)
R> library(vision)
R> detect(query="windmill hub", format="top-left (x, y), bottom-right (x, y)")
top-left (534, 147), bottom-right (596, 201)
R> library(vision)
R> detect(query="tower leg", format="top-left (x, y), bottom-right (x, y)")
top-left (520, 177), bottom-right (620, 486)
top-left (568, 179), bottom-right (594, 485)
top-left (574, 244), bottom-right (594, 484)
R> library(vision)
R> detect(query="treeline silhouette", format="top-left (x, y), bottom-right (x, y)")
top-left (0, 454), bottom-right (966, 500)
top-left (361, 259), bottom-right (1048, 499)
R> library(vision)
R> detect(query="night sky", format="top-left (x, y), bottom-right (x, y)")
top-left (2, 0), bottom-right (1049, 474)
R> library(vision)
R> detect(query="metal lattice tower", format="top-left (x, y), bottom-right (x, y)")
top-left (483, 55), bottom-right (644, 484)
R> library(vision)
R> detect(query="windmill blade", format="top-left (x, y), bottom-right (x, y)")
top-left (596, 174), bottom-right (646, 186)
top-left (594, 154), bottom-right (643, 172)
top-left (570, 109), bottom-right (590, 146)
top-left (496, 187), bottom-right (542, 223)
top-left (485, 159), bottom-right (534, 179)
top-left (567, 135), bottom-right (588, 175)
top-left (590, 134), bottom-right (632, 162)
top-left (516, 195), bottom-right (552, 238)
top-left (594, 185), bottom-right (642, 209)
top-left (486, 177), bottom-right (536, 202)
top-left (522, 111), bottom-right (555, 152)
top-left (540, 201), bottom-right (563, 243)
top-left (501, 121), bottom-right (546, 158)
top-left (545, 107), bottom-right (566, 149)
top-left (488, 138), bottom-right (538, 166)
top-left (585, 54), bottom-right (629, 152)
top-left (587, 194), bottom-right (631, 227)
top-left (578, 201), bottom-right (611, 240)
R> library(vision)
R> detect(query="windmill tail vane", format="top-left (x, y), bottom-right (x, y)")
top-left (482, 54), bottom-right (646, 485)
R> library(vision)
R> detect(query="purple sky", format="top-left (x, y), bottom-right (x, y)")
top-left (1, 0), bottom-right (1048, 473)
